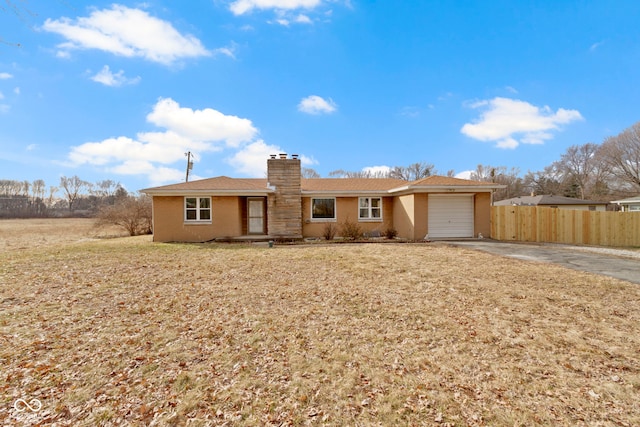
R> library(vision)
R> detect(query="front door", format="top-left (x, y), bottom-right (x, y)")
top-left (248, 198), bottom-right (265, 234)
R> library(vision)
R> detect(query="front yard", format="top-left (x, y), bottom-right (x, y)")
top-left (1, 219), bottom-right (639, 426)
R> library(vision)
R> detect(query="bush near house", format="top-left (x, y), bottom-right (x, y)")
top-left (95, 195), bottom-right (152, 236)
top-left (340, 218), bottom-right (364, 240)
top-left (322, 222), bottom-right (337, 240)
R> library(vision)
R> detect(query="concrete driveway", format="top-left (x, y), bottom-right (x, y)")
top-left (438, 240), bottom-right (640, 285)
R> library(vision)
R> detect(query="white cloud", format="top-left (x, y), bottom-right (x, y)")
top-left (590, 40), bottom-right (605, 52)
top-left (227, 140), bottom-right (282, 177)
top-left (91, 65), bottom-right (141, 86)
top-left (213, 45), bottom-right (237, 59)
top-left (0, 72), bottom-right (13, 79)
top-left (147, 98), bottom-right (258, 146)
top-left (68, 98), bottom-right (259, 184)
top-left (109, 160), bottom-right (185, 186)
top-left (271, 11), bottom-right (314, 26)
top-left (298, 95), bottom-right (337, 115)
top-left (399, 106), bottom-right (420, 118)
top-left (13, 87), bottom-right (20, 95)
top-left (0, 91), bottom-right (4, 100)
top-left (460, 97), bottom-right (583, 149)
top-left (295, 14), bottom-right (312, 23)
top-left (26, 144), bottom-right (38, 151)
top-left (455, 170), bottom-right (473, 179)
top-left (230, 0), bottom-right (322, 15)
top-left (299, 154), bottom-right (317, 166)
top-left (42, 4), bottom-right (210, 65)
top-left (0, 104), bottom-right (9, 114)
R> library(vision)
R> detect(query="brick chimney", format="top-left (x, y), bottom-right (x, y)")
top-left (267, 154), bottom-right (302, 239)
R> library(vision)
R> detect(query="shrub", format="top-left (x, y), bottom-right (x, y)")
top-left (340, 218), bottom-right (363, 240)
top-left (95, 195), bottom-right (152, 236)
top-left (322, 222), bottom-right (337, 240)
top-left (383, 227), bottom-right (398, 239)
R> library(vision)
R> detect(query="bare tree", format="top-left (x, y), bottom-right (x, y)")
top-left (388, 162), bottom-right (435, 181)
top-left (302, 168), bottom-right (320, 179)
top-left (550, 143), bottom-right (611, 200)
top-left (598, 121), bottom-right (640, 193)
top-left (327, 169), bottom-right (381, 178)
top-left (31, 179), bottom-right (46, 200)
top-left (60, 175), bottom-right (89, 212)
top-left (0, 180), bottom-right (21, 196)
top-left (523, 165), bottom-right (565, 196)
top-left (2, 0), bottom-right (74, 46)
top-left (93, 180), bottom-right (120, 198)
top-left (328, 162), bottom-right (435, 180)
top-left (469, 164), bottom-right (523, 201)
top-left (95, 194), bottom-right (153, 236)
top-left (47, 185), bottom-right (59, 208)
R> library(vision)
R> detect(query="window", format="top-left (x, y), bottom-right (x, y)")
top-left (588, 206), bottom-right (596, 211)
top-left (185, 197), bottom-right (211, 222)
top-left (359, 197), bottom-right (382, 220)
top-left (311, 198), bottom-right (336, 220)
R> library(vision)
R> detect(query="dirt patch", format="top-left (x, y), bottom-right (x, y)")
top-left (1, 220), bottom-right (639, 426)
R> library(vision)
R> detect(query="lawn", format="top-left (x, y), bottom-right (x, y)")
top-left (1, 219), bottom-right (639, 426)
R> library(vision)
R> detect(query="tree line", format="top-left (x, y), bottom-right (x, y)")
top-left (0, 176), bottom-right (152, 236)
top-left (0, 177), bottom-right (130, 218)
top-left (306, 120), bottom-right (640, 203)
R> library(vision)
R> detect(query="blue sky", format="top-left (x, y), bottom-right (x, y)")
top-left (1, 0), bottom-right (639, 192)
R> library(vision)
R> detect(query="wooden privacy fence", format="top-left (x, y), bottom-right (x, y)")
top-left (491, 206), bottom-right (640, 247)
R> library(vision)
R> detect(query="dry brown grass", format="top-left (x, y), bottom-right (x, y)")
top-left (1, 219), bottom-right (639, 426)
top-left (0, 218), bottom-right (128, 252)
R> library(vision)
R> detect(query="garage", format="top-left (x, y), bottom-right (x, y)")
top-left (428, 194), bottom-right (474, 238)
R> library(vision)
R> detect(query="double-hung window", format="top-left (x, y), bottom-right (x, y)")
top-left (311, 198), bottom-right (336, 220)
top-left (359, 197), bottom-right (382, 220)
top-left (185, 197), bottom-right (211, 222)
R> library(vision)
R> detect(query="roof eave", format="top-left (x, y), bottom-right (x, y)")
top-left (390, 184), bottom-right (505, 194)
top-left (142, 189), bottom-right (272, 196)
top-left (301, 190), bottom-right (395, 196)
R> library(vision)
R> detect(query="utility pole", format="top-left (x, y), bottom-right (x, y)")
top-left (185, 151), bottom-right (193, 182)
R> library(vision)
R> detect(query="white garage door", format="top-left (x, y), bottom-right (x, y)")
top-left (428, 194), bottom-right (474, 238)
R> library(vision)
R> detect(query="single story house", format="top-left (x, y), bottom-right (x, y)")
top-left (493, 195), bottom-right (608, 211)
top-left (610, 195), bottom-right (640, 212)
top-left (141, 154), bottom-right (504, 242)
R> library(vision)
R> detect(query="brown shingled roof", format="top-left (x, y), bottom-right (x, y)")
top-left (301, 178), bottom-right (407, 192)
top-left (142, 174), bottom-right (503, 195)
top-left (408, 175), bottom-right (500, 187)
top-left (142, 176), bottom-right (268, 193)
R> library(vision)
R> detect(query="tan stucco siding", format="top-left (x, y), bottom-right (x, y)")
top-left (414, 194), bottom-right (429, 240)
top-left (301, 196), bottom-right (394, 238)
top-left (151, 196), bottom-right (243, 242)
top-left (393, 194), bottom-right (415, 239)
top-left (474, 192), bottom-right (492, 238)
